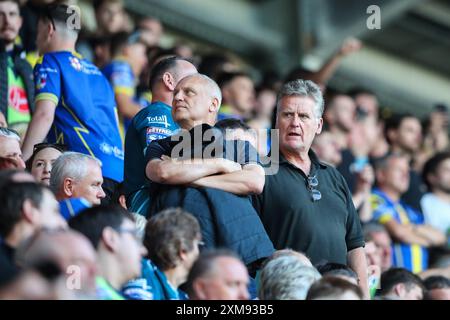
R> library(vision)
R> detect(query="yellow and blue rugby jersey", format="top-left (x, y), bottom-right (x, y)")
top-left (370, 188), bottom-right (428, 273)
top-left (34, 51), bottom-right (124, 182)
top-left (102, 58), bottom-right (138, 140)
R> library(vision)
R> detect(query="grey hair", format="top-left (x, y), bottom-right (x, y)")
top-left (258, 255), bottom-right (322, 300)
top-left (49, 152), bottom-right (101, 194)
top-left (0, 127), bottom-right (20, 142)
top-left (276, 79), bottom-right (324, 118)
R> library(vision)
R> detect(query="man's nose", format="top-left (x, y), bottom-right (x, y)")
top-left (17, 157), bottom-right (26, 169)
top-left (98, 187), bottom-right (106, 199)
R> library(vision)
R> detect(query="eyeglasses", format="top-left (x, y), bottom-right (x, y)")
top-left (307, 174), bottom-right (322, 202)
top-left (115, 227), bottom-right (140, 240)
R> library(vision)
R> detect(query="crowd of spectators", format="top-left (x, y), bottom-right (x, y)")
top-left (1, 0), bottom-right (449, 300)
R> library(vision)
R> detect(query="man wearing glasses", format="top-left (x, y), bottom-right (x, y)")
top-left (69, 205), bottom-right (147, 300)
top-left (252, 79), bottom-right (369, 298)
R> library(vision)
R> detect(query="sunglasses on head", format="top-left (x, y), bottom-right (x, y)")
top-left (33, 142), bottom-right (68, 153)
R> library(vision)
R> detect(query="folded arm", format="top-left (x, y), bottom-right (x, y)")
top-left (191, 163), bottom-right (265, 195)
top-left (146, 156), bottom-right (240, 185)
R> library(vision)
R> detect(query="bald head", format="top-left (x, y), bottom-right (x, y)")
top-left (17, 230), bottom-right (96, 269)
top-left (172, 73), bottom-right (222, 129)
top-left (16, 229), bottom-right (97, 296)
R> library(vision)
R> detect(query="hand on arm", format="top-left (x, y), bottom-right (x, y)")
top-left (21, 99), bottom-right (56, 161)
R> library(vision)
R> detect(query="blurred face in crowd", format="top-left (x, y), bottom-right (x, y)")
top-left (255, 88), bottom-right (276, 119)
top-left (68, 160), bottom-right (105, 205)
top-left (277, 95), bottom-right (323, 156)
top-left (369, 231), bottom-right (392, 272)
top-left (427, 287), bottom-right (450, 300)
top-left (364, 241), bottom-right (382, 268)
top-left (327, 95), bottom-right (356, 132)
top-left (222, 76), bottom-right (255, 115)
top-left (35, 189), bottom-right (67, 230)
top-left (376, 156), bottom-right (410, 196)
top-left (113, 218), bottom-right (146, 282)
top-left (0, 0), bottom-right (22, 45)
top-left (427, 158), bottom-right (450, 194)
top-left (30, 147), bottom-right (63, 186)
top-left (172, 75), bottom-right (219, 129)
top-left (391, 117), bottom-right (422, 154)
top-left (124, 42), bottom-right (148, 77)
top-left (0, 270), bottom-right (56, 300)
top-left (0, 135), bottom-right (26, 169)
top-left (53, 232), bottom-right (97, 296)
top-left (193, 256), bottom-right (250, 300)
top-left (354, 93), bottom-right (378, 119)
top-left (139, 17), bottom-right (163, 47)
top-left (96, 1), bottom-right (125, 34)
top-left (312, 131), bottom-right (342, 167)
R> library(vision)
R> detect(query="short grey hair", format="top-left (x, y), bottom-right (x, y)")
top-left (276, 79), bottom-right (324, 118)
top-left (49, 152), bottom-right (101, 194)
top-left (0, 127), bottom-right (20, 142)
top-left (258, 255), bottom-right (322, 300)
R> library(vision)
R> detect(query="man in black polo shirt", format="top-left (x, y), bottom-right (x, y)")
top-left (252, 79), bottom-right (369, 298)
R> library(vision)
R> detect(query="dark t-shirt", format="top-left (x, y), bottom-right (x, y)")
top-left (252, 150), bottom-right (364, 265)
top-left (145, 124), bottom-right (259, 166)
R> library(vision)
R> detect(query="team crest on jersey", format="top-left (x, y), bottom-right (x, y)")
top-left (69, 56), bottom-right (82, 71)
top-left (36, 73), bottom-right (47, 90)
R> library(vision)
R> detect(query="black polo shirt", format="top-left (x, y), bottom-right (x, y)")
top-left (252, 150), bottom-right (364, 265)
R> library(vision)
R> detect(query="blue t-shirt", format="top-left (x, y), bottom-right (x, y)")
top-left (124, 102), bottom-right (179, 202)
top-left (34, 51), bottom-right (124, 182)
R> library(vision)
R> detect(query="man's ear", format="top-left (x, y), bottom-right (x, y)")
top-left (63, 177), bottom-right (75, 198)
top-left (209, 97), bottom-right (220, 113)
top-left (162, 72), bottom-right (175, 91)
top-left (21, 199), bottom-right (39, 225)
top-left (192, 279), bottom-right (208, 300)
top-left (316, 118), bottom-right (323, 134)
top-left (101, 227), bottom-right (118, 252)
top-left (394, 283), bottom-right (406, 298)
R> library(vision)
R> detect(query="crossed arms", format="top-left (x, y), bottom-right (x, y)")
top-left (145, 156), bottom-right (265, 195)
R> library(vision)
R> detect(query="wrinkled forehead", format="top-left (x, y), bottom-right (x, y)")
top-left (279, 95), bottom-right (316, 111)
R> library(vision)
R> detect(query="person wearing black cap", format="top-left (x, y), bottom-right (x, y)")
top-left (21, 4), bottom-right (124, 203)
